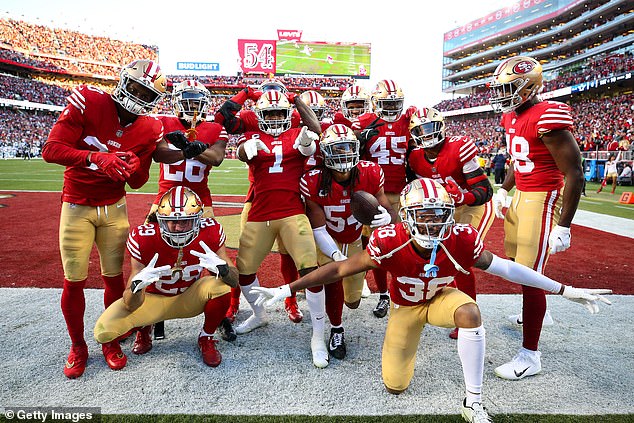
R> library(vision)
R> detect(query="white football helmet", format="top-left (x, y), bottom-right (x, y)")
top-left (341, 85), bottom-right (371, 119)
top-left (399, 178), bottom-right (455, 248)
top-left (111, 59), bottom-right (166, 115)
top-left (488, 56), bottom-right (543, 113)
top-left (299, 90), bottom-right (327, 120)
top-left (319, 124), bottom-right (360, 172)
top-left (172, 80), bottom-right (212, 123)
top-left (371, 79), bottom-right (404, 122)
top-left (255, 91), bottom-right (292, 136)
top-left (156, 186), bottom-right (203, 248)
top-left (409, 107), bottom-right (446, 148)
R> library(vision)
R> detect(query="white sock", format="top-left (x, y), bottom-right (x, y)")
top-left (199, 329), bottom-right (214, 337)
top-left (305, 288), bottom-right (325, 339)
top-left (239, 277), bottom-right (265, 317)
top-left (379, 291), bottom-right (389, 297)
top-left (457, 325), bottom-right (486, 407)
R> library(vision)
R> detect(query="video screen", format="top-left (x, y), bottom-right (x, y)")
top-left (275, 40), bottom-right (371, 78)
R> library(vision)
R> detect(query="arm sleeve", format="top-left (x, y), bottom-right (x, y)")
top-left (484, 254), bottom-right (563, 293)
top-left (313, 225), bottom-right (341, 259)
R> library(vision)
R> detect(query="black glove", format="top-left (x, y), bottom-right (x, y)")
top-left (164, 131), bottom-right (189, 150)
top-left (358, 117), bottom-right (385, 144)
top-left (183, 140), bottom-right (208, 159)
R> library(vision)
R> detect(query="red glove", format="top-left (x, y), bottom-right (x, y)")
top-left (120, 151), bottom-right (140, 175)
top-left (91, 152), bottom-right (131, 182)
top-left (246, 87), bottom-right (262, 102)
top-left (286, 92), bottom-right (298, 104)
top-left (404, 105), bottom-right (418, 120)
top-left (444, 180), bottom-right (465, 206)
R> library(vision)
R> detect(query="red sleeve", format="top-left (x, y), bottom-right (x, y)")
top-left (536, 102), bottom-right (574, 135)
top-left (42, 102), bottom-right (91, 167)
top-left (127, 118), bottom-right (162, 189)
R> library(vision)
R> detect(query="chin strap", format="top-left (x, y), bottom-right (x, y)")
top-left (371, 238), bottom-right (414, 264)
top-left (437, 241), bottom-right (470, 275)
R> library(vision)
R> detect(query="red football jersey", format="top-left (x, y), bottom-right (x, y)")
top-left (300, 161), bottom-right (385, 244)
top-left (155, 115), bottom-right (228, 207)
top-left (126, 218), bottom-right (226, 296)
top-left (358, 112), bottom-right (410, 193)
top-left (46, 85), bottom-right (163, 206)
top-left (332, 112), bottom-right (354, 128)
top-left (366, 223), bottom-right (483, 306)
top-left (408, 136), bottom-right (480, 191)
top-left (501, 101), bottom-right (574, 191)
top-left (239, 128), bottom-right (308, 221)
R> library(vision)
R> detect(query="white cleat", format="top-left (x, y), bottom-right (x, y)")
top-left (311, 336), bottom-right (329, 368)
top-left (494, 348), bottom-right (542, 380)
top-left (361, 279), bottom-right (371, 298)
top-left (507, 310), bottom-right (554, 327)
top-left (461, 399), bottom-right (492, 422)
top-left (235, 314), bottom-right (267, 334)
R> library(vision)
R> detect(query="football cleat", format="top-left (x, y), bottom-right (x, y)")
top-left (284, 296), bottom-right (303, 323)
top-left (449, 328), bottom-right (459, 340)
top-left (102, 341), bottom-right (127, 371)
top-left (461, 398), bottom-right (492, 423)
top-left (153, 321), bottom-right (165, 340)
top-left (361, 279), bottom-right (371, 298)
top-left (373, 295), bottom-right (390, 318)
top-left (235, 314), bottom-right (268, 334)
top-left (328, 328), bottom-right (347, 360)
top-left (226, 300), bottom-right (240, 323)
top-left (198, 335), bottom-right (222, 367)
top-left (507, 309), bottom-right (554, 327)
top-left (217, 318), bottom-right (237, 342)
top-left (311, 335), bottom-right (330, 368)
top-left (494, 348), bottom-right (542, 380)
top-left (132, 326), bottom-right (153, 355)
top-left (63, 343), bottom-right (88, 379)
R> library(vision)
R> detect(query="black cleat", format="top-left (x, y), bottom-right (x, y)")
top-left (373, 295), bottom-right (390, 318)
top-left (328, 328), bottom-right (346, 360)
top-left (217, 318), bottom-right (237, 342)
top-left (154, 321), bottom-right (165, 340)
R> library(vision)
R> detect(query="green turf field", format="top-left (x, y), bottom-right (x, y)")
top-left (1, 159), bottom-right (631, 219)
top-left (276, 41), bottom-right (371, 76)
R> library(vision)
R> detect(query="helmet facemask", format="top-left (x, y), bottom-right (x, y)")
top-left (488, 56), bottom-right (543, 113)
top-left (322, 139), bottom-right (360, 172)
top-left (375, 98), bottom-right (403, 122)
top-left (400, 206), bottom-right (454, 249)
top-left (172, 83), bottom-right (211, 123)
top-left (111, 60), bottom-right (166, 115)
top-left (256, 108), bottom-right (292, 136)
top-left (411, 121), bottom-right (445, 149)
top-left (156, 187), bottom-right (203, 248)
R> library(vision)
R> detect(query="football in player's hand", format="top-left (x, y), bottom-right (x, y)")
top-left (351, 191), bottom-right (380, 226)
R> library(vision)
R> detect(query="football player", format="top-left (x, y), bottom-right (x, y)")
top-left (215, 80), bottom-right (321, 326)
top-left (42, 59), bottom-right (167, 379)
top-left (234, 91), bottom-right (330, 368)
top-left (137, 79), bottom-right (232, 350)
top-left (251, 178), bottom-right (611, 423)
top-left (93, 186), bottom-right (238, 368)
top-left (337, 85), bottom-right (372, 126)
top-left (406, 107), bottom-right (494, 339)
top-left (488, 56), bottom-right (585, 380)
top-left (354, 79), bottom-right (416, 318)
top-left (300, 124), bottom-right (396, 359)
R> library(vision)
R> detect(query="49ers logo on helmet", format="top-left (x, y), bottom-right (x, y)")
top-left (513, 61), bottom-right (534, 74)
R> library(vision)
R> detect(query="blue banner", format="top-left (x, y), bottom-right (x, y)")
top-left (176, 62), bottom-right (220, 72)
top-left (571, 71), bottom-right (631, 93)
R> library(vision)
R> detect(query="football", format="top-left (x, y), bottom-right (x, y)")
top-left (351, 190), bottom-right (380, 225)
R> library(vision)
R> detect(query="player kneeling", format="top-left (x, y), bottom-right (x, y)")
top-left (251, 178), bottom-right (611, 422)
top-left (94, 186), bottom-right (238, 369)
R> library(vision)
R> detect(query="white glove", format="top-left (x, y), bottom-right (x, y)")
top-left (562, 286), bottom-right (613, 314)
top-left (549, 225), bottom-right (571, 254)
top-left (191, 240), bottom-right (227, 276)
top-left (243, 136), bottom-right (270, 160)
top-left (331, 250), bottom-right (347, 262)
top-left (492, 188), bottom-right (508, 219)
top-left (370, 205), bottom-right (391, 228)
top-left (130, 253), bottom-right (173, 294)
top-left (251, 285), bottom-right (292, 307)
top-left (293, 126), bottom-right (319, 149)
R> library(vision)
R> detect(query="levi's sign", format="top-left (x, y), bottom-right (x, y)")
top-left (176, 62), bottom-right (220, 71)
top-left (277, 29), bottom-right (302, 40)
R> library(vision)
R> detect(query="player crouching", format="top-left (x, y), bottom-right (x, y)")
top-left (94, 186), bottom-right (238, 369)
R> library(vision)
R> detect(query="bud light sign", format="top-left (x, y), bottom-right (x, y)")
top-left (176, 62), bottom-right (220, 72)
